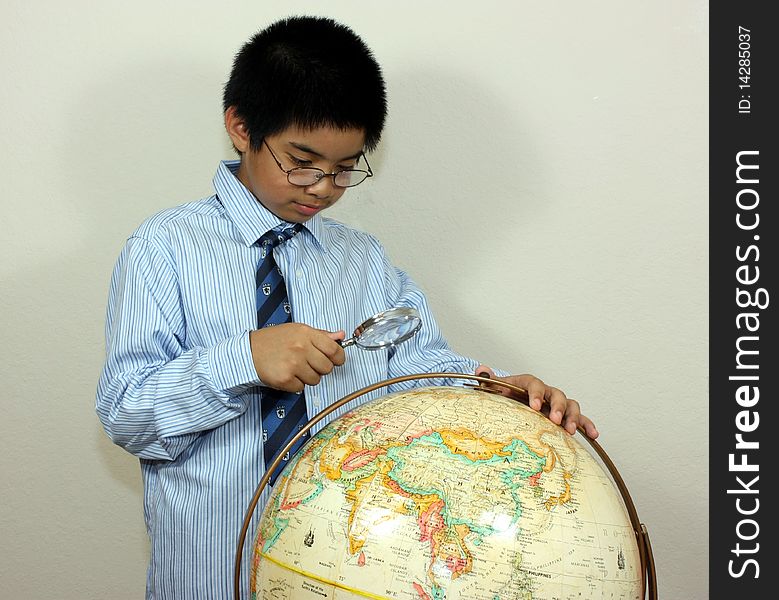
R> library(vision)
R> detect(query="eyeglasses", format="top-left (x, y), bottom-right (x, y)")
top-left (263, 139), bottom-right (373, 188)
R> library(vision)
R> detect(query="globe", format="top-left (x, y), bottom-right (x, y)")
top-left (248, 384), bottom-right (647, 599)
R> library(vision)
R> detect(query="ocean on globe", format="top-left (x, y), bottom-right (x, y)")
top-left (251, 385), bottom-right (643, 599)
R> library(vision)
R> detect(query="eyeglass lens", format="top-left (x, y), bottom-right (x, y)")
top-left (287, 169), bottom-right (368, 188)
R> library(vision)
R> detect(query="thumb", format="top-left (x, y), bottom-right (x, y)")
top-left (327, 330), bottom-right (346, 342)
top-left (474, 365), bottom-right (512, 398)
top-left (475, 365), bottom-right (496, 379)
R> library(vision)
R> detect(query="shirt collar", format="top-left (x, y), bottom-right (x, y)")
top-left (213, 160), bottom-right (328, 250)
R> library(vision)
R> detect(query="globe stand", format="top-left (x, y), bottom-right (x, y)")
top-left (234, 373), bottom-right (657, 600)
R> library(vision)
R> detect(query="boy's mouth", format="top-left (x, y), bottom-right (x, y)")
top-left (293, 201), bottom-right (325, 217)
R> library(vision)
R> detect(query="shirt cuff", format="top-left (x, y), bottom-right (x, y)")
top-left (204, 330), bottom-right (261, 393)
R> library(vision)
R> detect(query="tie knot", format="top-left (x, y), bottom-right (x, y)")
top-left (258, 223), bottom-right (302, 249)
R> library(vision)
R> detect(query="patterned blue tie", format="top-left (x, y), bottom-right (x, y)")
top-left (256, 223), bottom-right (308, 486)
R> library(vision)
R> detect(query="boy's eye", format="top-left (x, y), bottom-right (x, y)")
top-left (289, 155), bottom-right (357, 172)
top-left (289, 155), bottom-right (312, 167)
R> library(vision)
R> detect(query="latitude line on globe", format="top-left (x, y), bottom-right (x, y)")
top-left (258, 551), bottom-right (393, 599)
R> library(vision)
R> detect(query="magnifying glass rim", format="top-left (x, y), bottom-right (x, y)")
top-left (352, 307), bottom-right (422, 350)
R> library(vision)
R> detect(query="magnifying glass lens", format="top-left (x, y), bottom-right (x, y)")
top-left (361, 319), bottom-right (418, 347)
top-left (340, 307), bottom-right (423, 351)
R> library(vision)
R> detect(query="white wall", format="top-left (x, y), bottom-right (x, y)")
top-left (1, 1), bottom-right (708, 598)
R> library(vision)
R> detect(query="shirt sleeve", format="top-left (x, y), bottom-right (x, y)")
top-left (379, 251), bottom-right (510, 391)
top-left (95, 236), bottom-right (261, 460)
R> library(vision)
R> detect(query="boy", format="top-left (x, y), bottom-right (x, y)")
top-left (96, 15), bottom-right (597, 599)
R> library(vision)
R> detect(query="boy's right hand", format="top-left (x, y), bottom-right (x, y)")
top-left (249, 324), bottom-right (346, 393)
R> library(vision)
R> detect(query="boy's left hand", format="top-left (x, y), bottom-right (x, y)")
top-left (475, 366), bottom-right (599, 439)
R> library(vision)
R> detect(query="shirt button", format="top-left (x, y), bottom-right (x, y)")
top-left (296, 269), bottom-right (304, 279)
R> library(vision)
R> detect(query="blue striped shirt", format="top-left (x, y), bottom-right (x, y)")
top-left (95, 160), bottom-right (484, 599)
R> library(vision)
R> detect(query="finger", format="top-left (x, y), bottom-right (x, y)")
top-left (314, 331), bottom-right (346, 365)
top-left (307, 347), bottom-right (337, 376)
top-left (560, 398), bottom-right (582, 435)
top-left (275, 375), bottom-right (306, 394)
top-left (475, 365), bottom-right (496, 379)
top-left (291, 377), bottom-right (306, 395)
top-left (474, 365), bottom-right (512, 396)
top-left (543, 386), bottom-right (568, 425)
top-left (296, 364), bottom-right (323, 387)
top-left (523, 377), bottom-right (548, 412)
top-left (474, 366), bottom-right (496, 390)
top-left (577, 414), bottom-right (599, 439)
top-left (327, 330), bottom-right (346, 342)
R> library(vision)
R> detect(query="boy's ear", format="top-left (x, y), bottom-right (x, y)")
top-left (224, 106), bottom-right (251, 153)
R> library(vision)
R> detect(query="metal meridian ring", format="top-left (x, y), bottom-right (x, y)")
top-left (233, 372), bottom-right (657, 600)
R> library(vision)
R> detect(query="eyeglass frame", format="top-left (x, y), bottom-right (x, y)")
top-left (262, 139), bottom-right (373, 188)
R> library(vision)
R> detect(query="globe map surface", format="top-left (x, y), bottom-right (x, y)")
top-left (251, 385), bottom-right (642, 599)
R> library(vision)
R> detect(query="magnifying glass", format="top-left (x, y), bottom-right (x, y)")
top-left (339, 307), bottom-right (423, 351)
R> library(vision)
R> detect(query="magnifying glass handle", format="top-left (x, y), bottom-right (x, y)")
top-left (339, 337), bottom-right (356, 348)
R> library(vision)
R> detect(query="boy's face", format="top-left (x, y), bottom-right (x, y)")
top-left (226, 109), bottom-right (367, 223)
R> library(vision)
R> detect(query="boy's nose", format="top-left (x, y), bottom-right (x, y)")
top-left (303, 176), bottom-right (337, 198)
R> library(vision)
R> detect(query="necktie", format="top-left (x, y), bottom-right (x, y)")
top-left (256, 224), bottom-right (308, 486)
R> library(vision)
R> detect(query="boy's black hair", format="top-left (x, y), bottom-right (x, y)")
top-left (223, 16), bottom-right (387, 153)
